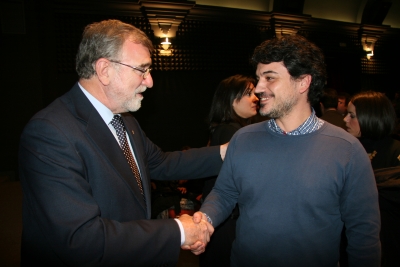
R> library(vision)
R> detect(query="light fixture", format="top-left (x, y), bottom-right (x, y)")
top-left (159, 37), bottom-right (172, 56)
top-left (366, 50), bottom-right (374, 60)
top-left (161, 37), bottom-right (171, 51)
top-left (362, 36), bottom-right (375, 60)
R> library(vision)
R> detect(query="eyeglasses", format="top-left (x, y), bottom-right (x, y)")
top-left (109, 60), bottom-right (152, 79)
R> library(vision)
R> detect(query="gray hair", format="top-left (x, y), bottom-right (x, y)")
top-left (75, 19), bottom-right (154, 79)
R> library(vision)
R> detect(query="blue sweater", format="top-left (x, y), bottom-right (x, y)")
top-left (201, 121), bottom-right (380, 267)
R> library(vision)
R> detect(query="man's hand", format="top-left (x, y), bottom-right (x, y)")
top-left (178, 214), bottom-right (214, 255)
top-left (192, 211), bottom-right (208, 224)
top-left (220, 142), bottom-right (229, 161)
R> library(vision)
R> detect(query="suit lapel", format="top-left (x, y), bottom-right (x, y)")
top-left (67, 84), bottom-right (147, 213)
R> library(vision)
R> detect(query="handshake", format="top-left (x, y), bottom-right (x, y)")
top-left (178, 211), bottom-right (214, 255)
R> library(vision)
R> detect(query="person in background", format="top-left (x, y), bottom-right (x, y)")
top-left (337, 91), bottom-right (351, 116)
top-left (344, 90), bottom-right (400, 266)
top-left (195, 35), bottom-right (380, 267)
top-left (344, 91), bottom-right (400, 169)
top-left (200, 74), bottom-right (258, 267)
top-left (151, 146), bottom-right (205, 219)
top-left (18, 19), bottom-right (224, 266)
top-left (319, 88), bottom-right (347, 130)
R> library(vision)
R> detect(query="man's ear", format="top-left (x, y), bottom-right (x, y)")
top-left (299, 74), bottom-right (312, 94)
top-left (95, 58), bottom-right (111, 85)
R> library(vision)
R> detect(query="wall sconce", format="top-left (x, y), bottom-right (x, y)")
top-left (160, 37), bottom-right (172, 56)
top-left (366, 50), bottom-right (374, 60)
top-left (362, 36), bottom-right (375, 60)
top-left (161, 37), bottom-right (171, 50)
top-left (157, 23), bottom-right (173, 56)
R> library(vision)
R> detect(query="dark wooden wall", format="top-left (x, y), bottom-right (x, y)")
top-left (2, 0), bottom-right (400, 177)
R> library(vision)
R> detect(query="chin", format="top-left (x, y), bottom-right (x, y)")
top-left (127, 101), bottom-right (142, 112)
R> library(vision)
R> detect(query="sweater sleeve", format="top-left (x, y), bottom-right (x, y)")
top-left (203, 123), bottom-right (241, 200)
top-left (340, 140), bottom-right (381, 267)
top-left (201, 131), bottom-right (240, 227)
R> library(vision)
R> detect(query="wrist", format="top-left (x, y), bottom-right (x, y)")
top-left (202, 212), bottom-right (213, 225)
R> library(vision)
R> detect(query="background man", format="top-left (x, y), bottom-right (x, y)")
top-left (320, 88), bottom-right (347, 130)
top-left (196, 35), bottom-right (380, 266)
top-left (338, 91), bottom-right (351, 116)
top-left (19, 19), bottom-right (222, 266)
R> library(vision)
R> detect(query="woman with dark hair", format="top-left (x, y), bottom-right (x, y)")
top-left (344, 90), bottom-right (400, 169)
top-left (200, 74), bottom-right (258, 267)
top-left (344, 90), bottom-right (400, 267)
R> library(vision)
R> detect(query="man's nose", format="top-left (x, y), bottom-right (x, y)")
top-left (142, 73), bottom-right (154, 88)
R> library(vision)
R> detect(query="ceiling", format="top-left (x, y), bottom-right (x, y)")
top-left (196, 0), bottom-right (400, 29)
top-left (47, 0), bottom-right (400, 40)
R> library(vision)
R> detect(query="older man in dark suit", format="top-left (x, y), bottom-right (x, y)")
top-left (19, 19), bottom-right (223, 266)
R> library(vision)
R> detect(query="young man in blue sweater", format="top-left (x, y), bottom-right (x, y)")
top-left (196, 35), bottom-right (381, 267)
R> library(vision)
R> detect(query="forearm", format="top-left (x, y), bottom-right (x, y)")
top-left (200, 188), bottom-right (236, 227)
top-left (149, 146), bottom-right (222, 181)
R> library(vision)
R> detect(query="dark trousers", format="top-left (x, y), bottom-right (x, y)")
top-left (199, 217), bottom-right (237, 267)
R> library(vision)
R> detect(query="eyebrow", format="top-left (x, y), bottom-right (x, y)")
top-left (256, 70), bottom-right (278, 79)
top-left (261, 70), bottom-right (278, 75)
top-left (140, 63), bottom-right (151, 69)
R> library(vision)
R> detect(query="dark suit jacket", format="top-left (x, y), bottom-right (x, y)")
top-left (320, 109), bottom-right (347, 130)
top-left (19, 83), bottom-right (222, 266)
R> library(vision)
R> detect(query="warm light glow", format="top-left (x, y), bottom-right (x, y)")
top-left (367, 50), bottom-right (374, 60)
top-left (160, 49), bottom-right (172, 56)
top-left (361, 36), bottom-right (376, 60)
top-left (363, 41), bottom-right (373, 52)
top-left (161, 37), bottom-right (171, 50)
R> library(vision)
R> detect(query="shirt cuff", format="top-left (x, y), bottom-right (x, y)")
top-left (174, 218), bottom-right (185, 245)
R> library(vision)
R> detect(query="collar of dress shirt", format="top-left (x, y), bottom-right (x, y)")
top-left (267, 108), bottom-right (324, 135)
top-left (78, 82), bottom-right (115, 125)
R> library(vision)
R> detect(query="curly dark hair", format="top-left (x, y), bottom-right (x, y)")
top-left (351, 91), bottom-right (396, 140)
top-left (251, 35), bottom-right (327, 106)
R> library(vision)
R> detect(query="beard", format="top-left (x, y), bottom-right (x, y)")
top-left (259, 92), bottom-right (298, 119)
top-left (121, 85), bottom-right (147, 112)
top-left (126, 98), bottom-right (142, 112)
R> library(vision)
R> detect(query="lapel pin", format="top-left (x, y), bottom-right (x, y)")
top-left (131, 130), bottom-right (135, 135)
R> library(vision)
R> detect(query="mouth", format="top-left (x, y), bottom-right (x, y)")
top-left (256, 92), bottom-right (273, 102)
top-left (136, 87), bottom-right (147, 97)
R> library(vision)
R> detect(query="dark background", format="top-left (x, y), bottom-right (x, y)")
top-left (1, 0), bottom-right (400, 179)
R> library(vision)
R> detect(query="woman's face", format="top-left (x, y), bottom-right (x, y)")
top-left (233, 84), bottom-right (259, 119)
top-left (343, 101), bottom-right (361, 137)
